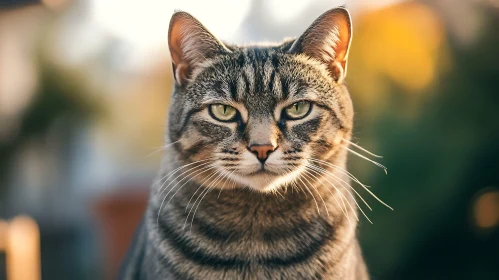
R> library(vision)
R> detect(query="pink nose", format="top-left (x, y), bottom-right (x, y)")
top-left (249, 144), bottom-right (276, 162)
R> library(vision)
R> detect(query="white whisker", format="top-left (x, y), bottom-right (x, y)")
top-left (300, 171), bottom-right (329, 217)
top-left (185, 168), bottom-right (221, 214)
top-left (341, 138), bottom-right (383, 158)
top-left (307, 165), bottom-right (372, 224)
top-left (156, 164), bottom-right (216, 225)
top-left (309, 158), bottom-right (393, 211)
top-left (157, 164), bottom-right (216, 219)
top-left (309, 157), bottom-right (371, 189)
top-left (295, 173), bottom-right (321, 215)
top-left (188, 169), bottom-right (230, 231)
top-left (308, 160), bottom-right (372, 211)
top-left (185, 168), bottom-right (226, 222)
top-left (303, 167), bottom-right (357, 223)
top-left (218, 169), bottom-right (236, 199)
top-left (153, 157), bottom-right (213, 192)
top-left (156, 159), bottom-right (213, 195)
top-left (344, 147), bottom-right (388, 174)
top-left (147, 140), bottom-right (181, 157)
top-left (302, 167), bottom-right (350, 218)
top-left (182, 168), bottom-right (221, 230)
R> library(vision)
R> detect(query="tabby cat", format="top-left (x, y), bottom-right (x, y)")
top-left (121, 7), bottom-right (373, 280)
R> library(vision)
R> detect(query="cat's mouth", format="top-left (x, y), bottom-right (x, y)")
top-left (246, 168), bottom-right (279, 176)
top-left (240, 163), bottom-right (287, 177)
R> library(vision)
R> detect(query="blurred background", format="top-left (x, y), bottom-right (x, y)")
top-left (1, 0), bottom-right (498, 279)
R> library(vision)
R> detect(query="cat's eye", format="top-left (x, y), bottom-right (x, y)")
top-left (209, 104), bottom-right (238, 122)
top-left (284, 101), bottom-right (312, 120)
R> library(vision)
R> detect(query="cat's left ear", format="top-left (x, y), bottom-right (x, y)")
top-left (288, 8), bottom-right (352, 83)
top-left (168, 11), bottom-right (230, 86)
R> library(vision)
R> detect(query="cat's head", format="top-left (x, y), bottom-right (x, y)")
top-left (167, 8), bottom-right (354, 192)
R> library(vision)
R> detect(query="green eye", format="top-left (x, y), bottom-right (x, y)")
top-left (284, 101), bottom-right (312, 120)
top-left (209, 104), bottom-right (238, 122)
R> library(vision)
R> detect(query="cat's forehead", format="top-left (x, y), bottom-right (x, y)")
top-left (192, 46), bottom-right (321, 113)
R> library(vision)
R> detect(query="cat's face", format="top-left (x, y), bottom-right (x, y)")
top-left (167, 9), bottom-right (353, 192)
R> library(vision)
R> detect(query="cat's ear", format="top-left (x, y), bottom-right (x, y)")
top-left (168, 11), bottom-right (230, 86)
top-left (288, 8), bottom-right (352, 83)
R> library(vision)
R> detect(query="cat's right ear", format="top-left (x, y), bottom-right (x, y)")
top-left (168, 11), bottom-right (230, 86)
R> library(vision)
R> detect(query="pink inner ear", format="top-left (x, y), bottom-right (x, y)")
top-left (332, 13), bottom-right (351, 64)
top-left (291, 8), bottom-right (352, 82)
top-left (329, 61), bottom-right (345, 83)
top-left (309, 10), bottom-right (351, 64)
top-left (169, 13), bottom-right (210, 84)
top-left (168, 12), bottom-right (230, 85)
top-left (169, 15), bottom-right (192, 71)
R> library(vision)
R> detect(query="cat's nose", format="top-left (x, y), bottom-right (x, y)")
top-left (249, 144), bottom-right (276, 162)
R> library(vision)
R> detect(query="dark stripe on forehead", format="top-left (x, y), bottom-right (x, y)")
top-left (213, 80), bottom-right (222, 91)
top-left (297, 79), bottom-right (308, 94)
top-left (280, 75), bottom-right (290, 99)
top-left (252, 47), bottom-right (263, 62)
top-left (251, 50), bottom-right (264, 94)
top-left (229, 79), bottom-right (238, 101)
top-left (237, 52), bottom-right (245, 68)
top-left (271, 53), bottom-right (280, 68)
top-left (268, 69), bottom-right (276, 93)
top-left (242, 72), bottom-right (250, 96)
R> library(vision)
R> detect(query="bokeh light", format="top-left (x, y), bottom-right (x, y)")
top-left (474, 189), bottom-right (499, 230)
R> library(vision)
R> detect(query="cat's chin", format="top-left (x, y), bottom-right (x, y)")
top-left (233, 166), bottom-right (306, 193)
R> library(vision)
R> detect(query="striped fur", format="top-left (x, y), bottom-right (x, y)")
top-left (121, 7), bottom-right (370, 280)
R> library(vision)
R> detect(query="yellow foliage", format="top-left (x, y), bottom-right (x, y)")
top-left (348, 1), bottom-right (446, 108)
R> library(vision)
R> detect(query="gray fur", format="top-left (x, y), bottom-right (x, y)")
top-left (121, 7), bottom-right (369, 280)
